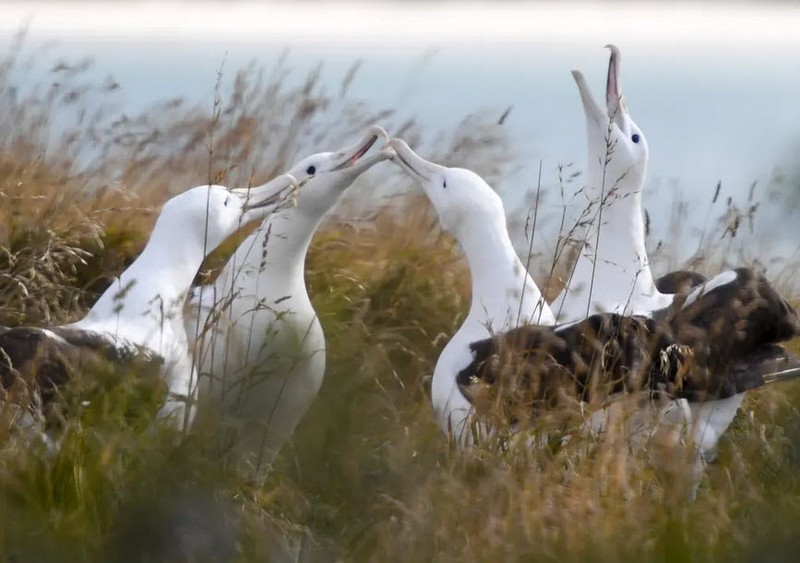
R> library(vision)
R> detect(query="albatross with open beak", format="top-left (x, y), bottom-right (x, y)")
top-left (548, 45), bottom-right (800, 463)
top-left (188, 126), bottom-right (392, 470)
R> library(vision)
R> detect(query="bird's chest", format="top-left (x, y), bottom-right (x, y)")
top-left (224, 296), bottom-right (322, 362)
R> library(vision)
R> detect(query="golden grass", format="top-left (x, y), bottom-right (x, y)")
top-left (0, 36), bottom-right (799, 562)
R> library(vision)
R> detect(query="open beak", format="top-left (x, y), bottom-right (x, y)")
top-left (387, 138), bottom-right (445, 182)
top-left (296, 125), bottom-right (390, 188)
top-left (604, 44), bottom-right (628, 124)
top-left (571, 69), bottom-right (606, 126)
top-left (237, 173), bottom-right (298, 214)
top-left (330, 125), bottom-right (390, 172)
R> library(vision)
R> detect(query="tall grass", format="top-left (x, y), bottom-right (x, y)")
top-left (0, 34), bottom-right (799, 562)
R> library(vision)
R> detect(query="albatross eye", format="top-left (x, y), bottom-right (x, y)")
top-left (306, 165), bottom-right (316, 176)
top-left (631, 133), bottom-right (640, 144)
top-left (223, 197), bottom-right (229, 207)
top-left (443, 180), bottom-right (447, 189)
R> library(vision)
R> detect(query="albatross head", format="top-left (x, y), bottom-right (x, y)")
top-left (286, 125), bottom-right (391, 219)
top-left (388, 138), bottom-right (506, 237)
top-left (573, 44), bottom-right (648, 193)
top-left (160, 173), bottom-right (299, 253)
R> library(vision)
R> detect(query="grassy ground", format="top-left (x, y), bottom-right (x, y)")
top-left (1, 37), bottom-right (799, 562)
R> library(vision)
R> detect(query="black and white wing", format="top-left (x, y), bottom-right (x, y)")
top-left (664, 267), bottom-right (800, 400)
top-left (458, 269), bottom-right (800, 424)
top-left (456, 314), bottom-right (673, 423)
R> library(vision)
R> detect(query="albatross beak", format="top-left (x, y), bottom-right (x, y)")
top-left (571, 69), bottom-right (607, 126)
top-left (237, 173), bottom-right (299, 217)
top-left (295, 126), bottom-right (391, 189)
top-left (329, 125), bottom-right (390, 172)
top-left (605, 44), bottom-right (628, 123)
top-left (387, 138), bottom-right (445, 182)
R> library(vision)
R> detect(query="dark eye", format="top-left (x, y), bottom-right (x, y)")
top-left (306, 165), bottom-right (316, 175)
top-left (223, 197), bottom-right (229, 207)
top-left (631, 133), bottom-right (640, 144)
top-left (443, 180), bottom-right (447, 189)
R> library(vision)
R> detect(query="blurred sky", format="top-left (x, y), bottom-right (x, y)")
top-left (2, 1), bottom-right (799, 262)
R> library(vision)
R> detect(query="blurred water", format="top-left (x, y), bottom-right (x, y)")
top-left (2, 1), bottom-right (799, 266)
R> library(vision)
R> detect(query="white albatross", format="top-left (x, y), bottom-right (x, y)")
top-left (388, 138), bottom-right (556, 444)
top-left (550, 45), bottom-right (800, 460)
top-left (188, 126), bottom-right (391, 469)
top-left (0, 174), bottom-right (298, 433)
top-left (550, 45), bottom-right (671, 322)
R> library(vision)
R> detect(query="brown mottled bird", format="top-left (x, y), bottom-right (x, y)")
top-left (459, 268), bottom-right (800, 431)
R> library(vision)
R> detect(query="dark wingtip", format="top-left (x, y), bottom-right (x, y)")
top-left (728, 345), bottom-right (800, 392)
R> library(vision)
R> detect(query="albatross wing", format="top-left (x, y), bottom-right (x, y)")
top-left (0, 325), bottom-right (164, 421)
top-left (458, 268), bottom-right (800, 426)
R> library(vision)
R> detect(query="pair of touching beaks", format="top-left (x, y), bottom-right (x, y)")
top-left (295, 126), bottom-right (441, 181)
top-left (318, 126), bottom-right (433, 178)
top-left (238, 124), bottom-right (393, 211)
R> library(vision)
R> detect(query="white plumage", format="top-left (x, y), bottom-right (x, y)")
top-left (552, 45), bottom-right (759, 461)
top-left (389, 138), bottom-right (555, 444)
top-left (0, 175), bottom-right (298, 435)
top-left (188, 126), bottom-right (390, 468)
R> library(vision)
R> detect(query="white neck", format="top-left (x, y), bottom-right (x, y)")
top-left (553, 169), bottom-right (671, 322)
top-left (460, 218), bottom-right (554, 330)
top-left (432, 216), bottom-right (555, 443)
top-left (213, 207), bottom-right (321, 303)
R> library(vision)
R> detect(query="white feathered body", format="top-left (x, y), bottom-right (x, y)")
top-left (70, 223), bottom-right (201, 428)
top-left (189, 209), bottom-right (325, 465)
top-left (432, 203), bottom-right (555, 444)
